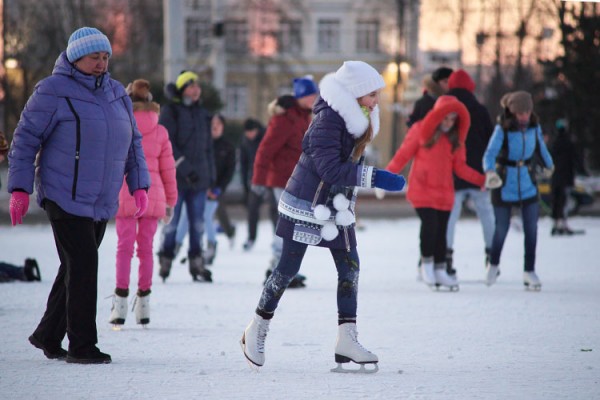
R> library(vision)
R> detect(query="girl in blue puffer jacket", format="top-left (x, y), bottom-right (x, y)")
top-left (483, 91), bottom-right (553, 290)
top-left (241, 61), bottom-right (405, 373)
top-left (8, 27), bottom-right (150, 364)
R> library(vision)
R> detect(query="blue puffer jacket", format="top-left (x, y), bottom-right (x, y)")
top-left (483, 118), bottom-right (553, 206)
top-left (8, 52), bottom-right (150, 221)
top-left (276, 73), bottom-right (379, 251)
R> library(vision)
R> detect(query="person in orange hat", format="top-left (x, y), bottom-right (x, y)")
top-left (386, 95), bottom-right (485, 291)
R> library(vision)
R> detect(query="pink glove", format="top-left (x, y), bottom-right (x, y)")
top-left (9, 191), bottom-right (30, 226)
top-left (133, 189), bottom-right (148, 218)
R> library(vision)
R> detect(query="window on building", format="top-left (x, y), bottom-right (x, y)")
top-left (356, 21), bottom-right (379, 53)
top-left (186, 17), bottom-right (211, 54)
top-left (185, 0), bottom-right (210, 10)
top-left (225, 20), bottom-right (248, 53)
top-left (224, 84), bottom-right (248, 119)
top-left (278, 20), bottom-right (302, 54)
top-left (317, 19), bottom-right (340, 53)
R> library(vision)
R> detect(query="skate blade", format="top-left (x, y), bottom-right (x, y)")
top-left (239, 335), bottom-right (262, 372)
top-left (524, 284), bottom-right (542, 291)
top-left (330, 362), bottom-right (379, 374)
top-left (111, 324), bottom-right (123, 331)
top-left (432, 284), bottom-right (460, 292)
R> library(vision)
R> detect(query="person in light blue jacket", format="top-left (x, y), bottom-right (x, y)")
top-left (482, 91), bottom-right (553, 290)
top-left (7, 27), bottom-right (150, 364)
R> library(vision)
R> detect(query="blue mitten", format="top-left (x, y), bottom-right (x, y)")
top-left (374, 170), bottom-right (406, 192)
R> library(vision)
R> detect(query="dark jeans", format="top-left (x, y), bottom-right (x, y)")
top-left (33, 200), bottom-right (107, 354)
top-left (0, 262), bottom-right (26, 281)
top-left (216, 202), bottom-right (235, 237)
top-left (246, 188), bottom-right (278, 241)
top-left (160, 188), bottom-right (207, 258)
top-left (415, 208), bottom-right (450, 264)
top-left (490, 201), bottom-right (539, 271)
top-left (258, 239), bottom-right (360, 320)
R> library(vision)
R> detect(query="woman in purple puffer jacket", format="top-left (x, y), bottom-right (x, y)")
top-left (7, 27), bottom-right (150, 365)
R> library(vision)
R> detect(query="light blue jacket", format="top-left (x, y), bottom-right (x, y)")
top-left (483, 123), bottom-right (553, 205)
top-left (8, 52), bottom-right (150, 220)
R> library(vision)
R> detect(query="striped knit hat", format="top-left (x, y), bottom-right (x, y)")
top-left (66, 27), bottom-right (112, 63)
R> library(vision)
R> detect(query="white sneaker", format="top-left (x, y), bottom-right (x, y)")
top-left (421, 257), bottom-right (436, 286)
top-left (241, 314), bottom-right (271, 367)
top-left (485, 264), bottom-right (500, 286)
top-left (334, 323), bottom-right (378, 364)
top-left (134, 293), bottom-right (150, 325)
top-left (523, 271), bottom-right (542, 291)
top-left (434, 268), bottom-right (459, 289)
top-left (109, 294), bottom-right (128, 325)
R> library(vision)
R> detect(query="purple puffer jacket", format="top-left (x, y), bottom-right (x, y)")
top-left (8, 52), bottom-right (150, 221)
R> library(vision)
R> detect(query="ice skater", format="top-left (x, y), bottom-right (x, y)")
top-left (241, 61), bottom-right (405, 373)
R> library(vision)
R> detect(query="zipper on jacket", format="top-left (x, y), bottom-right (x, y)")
top-left (65, 98), bottom-right (81, 200)
top-left (311, 181), bottom-right (324, 210)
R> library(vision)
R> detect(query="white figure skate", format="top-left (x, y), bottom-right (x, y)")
top-left (331, 323), bottom-right (379, 374)
top-left (109, 294), bottom-right (128, 330)
top-left (523, 271), bottom-right (542, 291)
top-left (240, 314), bottom-right (271, 369)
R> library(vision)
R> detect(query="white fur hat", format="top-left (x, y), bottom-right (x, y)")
top-left (334, 61), bottom-right (385, 98)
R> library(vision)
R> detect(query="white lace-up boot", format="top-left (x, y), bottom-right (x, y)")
top-left (134, 290), bottom-right (151, 325)
top-left (109, 293), bottom-right (128, 326)
top-left (334, 323), bottom-right (378, 365)
top-left (420, 257), bottom-right (436, 286)
top-left (434, 264), bottom-right (459, 291)
top-left (485, 263), bottom-right (500, 286)
top-left (523, 271), bottom-right (542, 291)
top-left (241, 314), bottom-right (271, 367)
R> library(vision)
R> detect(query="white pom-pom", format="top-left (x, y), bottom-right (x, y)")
top-left (335, 209), bottom-right (355, 226)
top-left (332, 193), bottom-right (350, 211)
top-left (313, 204), bottom-right (331, 220)
top-left (321, 222), bottom-right (339, 241)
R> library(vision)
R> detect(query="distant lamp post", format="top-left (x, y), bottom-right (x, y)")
top-left (475, 31), bottom-right (488, 91)
top-left (386, 55), bottom-right (411, 159)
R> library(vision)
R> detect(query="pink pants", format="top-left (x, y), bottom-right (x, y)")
top-left (115, 216), bottom-right (159, 292)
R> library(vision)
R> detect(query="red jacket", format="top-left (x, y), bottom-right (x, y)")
top-left (386, 95), bottom-right (485, 211)
top-left (252, 97), bottom-right (312, 188)
top-left (117, 103), bottom-right (177, 218)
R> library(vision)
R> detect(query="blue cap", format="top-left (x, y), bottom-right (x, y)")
top-left (66, 27), bottom-right (112, 63)
top-left (293, 77), bottom-right (318, 99)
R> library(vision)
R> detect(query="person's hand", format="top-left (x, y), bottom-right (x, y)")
top-left (542, 167), bottom-right (554, 179)
top-left (485, 171), bottom-right (503, 189)
top-left (374, 188), bottom-right (386, 200)
top-left (9, 191), bottom-right (30, 226)
top-left (251, 184), bottom-right (266, 196)
top-left (133, 189), bottom-right (148, 218)
top-left (162, 206), bottom-right (174, 224)
top-left (208, 187), bottom-right (221, 200)
top-left (373, 170), bottom-right (406, 192)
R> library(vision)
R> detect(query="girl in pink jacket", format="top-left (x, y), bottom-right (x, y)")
top-left (110, 80), bottom-right (178, 328)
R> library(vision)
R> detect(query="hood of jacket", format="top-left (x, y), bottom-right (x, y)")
top-left (318, 73), bottom-right (380, 139)
top-left (419, 95), bottom-right (470, 145)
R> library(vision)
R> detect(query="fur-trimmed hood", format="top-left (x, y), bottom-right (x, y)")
top-left (419, 95), bottom-right (470, 145)
top-left (267, 94), bottom-right (297, 117)
top-left (133, 100), bottom-right (160, 113)
top-left (318, 73), bottom-right (380, 138)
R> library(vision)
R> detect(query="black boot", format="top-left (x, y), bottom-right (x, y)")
top-left (24, 258), bottom-right (41, 281)
top-left (445, 249), bottom-right (456, 277)
top-left (158, 254), bottom-right (173, 282)
top-left (66, 346), bottom-right (111, 364)
top-left (189, 256), bottom-right (212, 282)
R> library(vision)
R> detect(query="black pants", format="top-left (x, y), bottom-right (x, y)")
top-left (415, 208), bottom-right (450, 264)
top-left (32, 200), bottom-right (107, 354)
top-left (216, 201), bottom-right (235, 238)
top-left (245, 189), bottom-right (278, 241)
top-left (551, 185), bottom-right (568, 220)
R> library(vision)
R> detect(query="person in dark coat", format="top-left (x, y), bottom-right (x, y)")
top-left (157, 71), bottom-right (215, 282)
top-left (549, 118), bottom-right (588, 235)
top-left (239, 118), bottom-right (277, 251)
top-left (406, 66), bottom-right (453, 127)
top-left (8, 27), bottom-right (150, 364)
top-left (445, 69), bottom-right (495, 275)
top-left (241, 61), bottom-right (405, 371)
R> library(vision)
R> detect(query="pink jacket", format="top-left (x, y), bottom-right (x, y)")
top-left (117, 102), bottom-right (177, 218)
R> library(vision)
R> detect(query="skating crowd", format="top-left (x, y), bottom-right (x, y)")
top-left (3, 27), bottom-right (588, 372)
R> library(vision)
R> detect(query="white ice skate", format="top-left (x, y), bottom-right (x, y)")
top-left (420, 257), bottom-right (436, 288)
top-left (331, 323), bottom-right (379, 374)
top-left (523, 271), bottom-right (542, 291)
top-left (485, 263), bottom-right (500, 287)
top-left (434, 268), bottom-right (459, 291)
top-left (240, 314), bottom-right (271, 369)
top-left (133, 293), bottom-right (150, 327)
top-left (109, 294), bottom-right (128, 330)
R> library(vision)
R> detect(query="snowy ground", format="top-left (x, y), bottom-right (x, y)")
top-left (0, 216), bottom-right (599, 400)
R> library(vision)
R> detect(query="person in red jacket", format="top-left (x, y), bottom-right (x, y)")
top-left (109, 80), bottom-right (177, 328)
top-left (251, 76), bottom-right (318, 287)
top-left (386, 95), bottom-right (485, 290)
